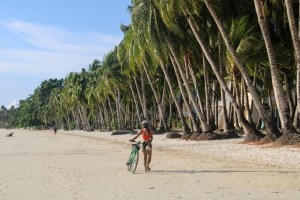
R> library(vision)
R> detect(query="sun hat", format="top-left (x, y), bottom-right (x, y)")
top-left (141, 120), bottom-right (149, 125)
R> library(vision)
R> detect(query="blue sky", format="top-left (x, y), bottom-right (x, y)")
top-left (0, 0), bottom-right (131, 108)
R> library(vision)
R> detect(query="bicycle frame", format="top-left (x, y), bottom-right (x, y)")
top-left (127, 141), bottom-right (141, 173)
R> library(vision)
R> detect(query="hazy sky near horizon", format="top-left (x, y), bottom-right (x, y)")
top-left (0, 0), bottom-right (131, 108)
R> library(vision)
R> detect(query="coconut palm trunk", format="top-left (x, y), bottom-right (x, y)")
top-left (160, 61), bottom-right (191, 134)
top-left (141, 72), bottom-right (148, 120)
top-left (242, 80), bottom-right (254, 125)
top-left (203, 55), bottom-right (214, 127)
top-left (107, 96), bottom-right (115, 129)
top-left (158, 80), bottom-right (167, 130)
top-left (170, 54), bottom-right (201, 138)
top-left (187, 61), bottom-right (204, 114)
top-left (167, 41), bottom-right (211, 133)
top-left (285, 0), bottom-right (300, 129)
top-left (284, 74), bottom-right (295, 119)
top-left (141, 58), bottom-right (169, 131)
top-left (253, 0), bottom-right (294, 134)
top-left (167, 95), bottom-right (173, 129)
top-left (109, 87), bottom-right (128, 124)
top-left (129, 81), bottom-right (142, 122)
top-left (134, 77), bottom-right (147, 120)
top-left (219, 32), bottom-right (232, 132)
top-left (115, 90), bottom-right (122, 130)
top-left (101, 103), bottom-right (111, 130)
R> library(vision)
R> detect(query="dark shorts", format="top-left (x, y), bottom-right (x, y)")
top-left (142, 142), bottom-right (152, 150)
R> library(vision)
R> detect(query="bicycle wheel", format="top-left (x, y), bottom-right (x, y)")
top-left (126, 151), bottom-right (134, 171)
top-left (129, 151), bottom-right (139, 173)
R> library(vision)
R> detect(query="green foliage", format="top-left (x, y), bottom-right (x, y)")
top-left (8, 96), bottom-right (41, 128)
top-left (4, 0), bottom-right (299, 133)
top-left (173, 117), bottom-right (182, 129)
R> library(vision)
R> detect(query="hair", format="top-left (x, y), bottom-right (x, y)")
top-left (142, 123), bottom-right (148, 129)
top-left (141, 119), bottom-right (150, 132)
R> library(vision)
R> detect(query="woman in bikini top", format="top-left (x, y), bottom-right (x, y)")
top-left (130, 120), bottom-right (153, 172)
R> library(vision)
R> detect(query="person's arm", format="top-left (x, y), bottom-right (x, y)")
top-left (150, 130), bottom-right (153, 142)
top-left (130, 131), bottom-right (141, 141)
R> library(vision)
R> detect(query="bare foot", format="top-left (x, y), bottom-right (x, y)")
top-left (145, 167), bottom-right (148, 172)
top-left (147, 167), bottom-right (151, 171)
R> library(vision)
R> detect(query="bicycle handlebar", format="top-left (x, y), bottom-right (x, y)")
top-left (129, 140), bottom-right (141, 145)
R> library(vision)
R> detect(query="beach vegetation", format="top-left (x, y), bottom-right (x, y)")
top-left (1, 0), bottom-right (300, 145)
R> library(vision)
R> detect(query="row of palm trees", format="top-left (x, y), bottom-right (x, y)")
top-left (2, 0), bottom-right (300, 145)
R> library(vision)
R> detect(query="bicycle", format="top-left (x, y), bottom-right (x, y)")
top-left (126, 141), bottom-right (141, 173)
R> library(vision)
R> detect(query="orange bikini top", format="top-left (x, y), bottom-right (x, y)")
top-left (141, 129), bottom-right (152, 141)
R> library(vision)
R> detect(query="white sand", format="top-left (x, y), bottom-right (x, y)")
top-left (0, 128), bottom-right (299, 200)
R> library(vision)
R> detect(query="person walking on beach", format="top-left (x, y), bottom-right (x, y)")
top-left (53, 126), bottom-right (57, 135)
top-left (130, 120), bottom-right (153, 172)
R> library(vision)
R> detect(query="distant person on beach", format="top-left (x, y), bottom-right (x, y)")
top-left (53, 127), bottom-right (57, 135)
top-left (130, 120), bottom-right (153, 172)
top-left (6, 132), bottom-right (14, 137)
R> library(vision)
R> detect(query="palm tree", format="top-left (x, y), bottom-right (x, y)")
top-left (98, 49), bottom-right (127, 130)
top-left (284, 0), bottom-right (300, 129)
top-left (218, 31), bottom-right (233, 132)
top-left (181, 6), bottom-right (264, 141)
top-left (170, 54), bottom-right (201, 138)
top-left (203, 0), bottom-right (282, 141)
top-left (118, 25), bottom-right (169, 130)
top-left (224, 16), bottom-right (266, 127)
top-left (131, 0), bottom-right (191, 133)
top-left (151, 0), bottom-right (213, 136)
top-left (168, 41), bottom-right (212, 135)
top-left (253, 0), bottom-right (297, 140)
top-left (117, 36), bottom-right (143, 123)
top-left (62, 72), bottom-right (85, 129)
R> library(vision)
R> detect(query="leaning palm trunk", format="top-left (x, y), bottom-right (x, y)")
top-left (81, 106), bottom-right (91, 131)
top-left (170, 54), bottom-right (201, 138)
top-left (213, 81), bottom-right (218, 128)
top-left (202, 1), bottom-right (281, 141)
top-left (71, 111), bottom-right (79, 129)
top-left (285, 0), bottom-right (300, 129)
top-left (141, 58), bottom-right (169, 132)
top-left (98, 109), bottom-right (104, 130)
top-left (219, 32), bottom-right (232, 131)
top-left (109, 87), bottom-right (128, 124)
top-left (158, 80), bottom-right (167, 130)
top-left (65, 113), bottom-right (71, 130)
top-left (102, 102), bottom-right (111, 130)
top-left (254, 0), bottom-right (294, 137)
top-left (129, 81), bottom-right (142, 123)
top-left (107, 96), bottom-right (115, 129)
top-left (284, 74), bottom-right (295, 119)
top-left (168, 95), bottom-right (173, 129)
top-left (160, 60), bottom-right (191, 134)
top-left (141, 73), bottom-right (148, 120)
top-left (187, 60), bottom-right (204, 114)
top-left (76, 106), bottom-right (84, 129)
top-left (243, 80), bottom-right (254, 126)
top-left (115, 89), bottom-right (122, 130)
top-left (186, 11), bottom-right (263, 141)
top-left (167, 41), bottom-right (211, 134)
top-left (203, 55), bottom-right (214, 127)
top-left (232, 67), bottom-right (242, 128)
top-left (134, 77), bottom-right (147, 120)
top-left (299, 1), bottom-right (300, 127)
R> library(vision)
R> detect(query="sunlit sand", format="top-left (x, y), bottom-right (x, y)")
top-left (0, 129), bottom-right (299, 200)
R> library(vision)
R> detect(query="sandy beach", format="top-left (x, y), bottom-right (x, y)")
top-left (0, 129), bottom-right (299, 200)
